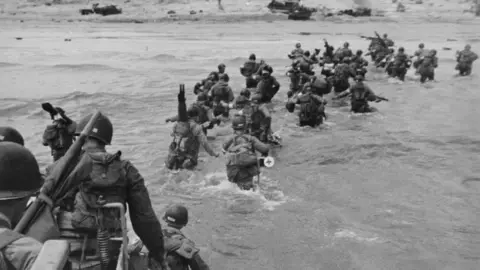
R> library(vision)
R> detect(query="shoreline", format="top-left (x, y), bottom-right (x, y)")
top-left (0, 0), bottom-right (478, 25)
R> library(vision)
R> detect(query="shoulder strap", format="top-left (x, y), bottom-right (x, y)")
top-left (0, 230), bottom-right (23, 250)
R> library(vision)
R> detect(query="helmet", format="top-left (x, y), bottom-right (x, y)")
top-left (285, 102), bottom-right (295, 113)
top-left (163, 204), bottom-right (188, 227)
top-left (296, 43), bottom-right (301, 48)
top-left (399, 47), bottom-right (405, 52)
top-left (304, 50), bottom-right (311, 57)
top-left (264, 65), bottom-right (273, 74)
top-left (219, 73), bottom-right (229, 82)
top-left (231, 114), bottom-right (247, 130)
top-left (75, 112), bottom-right (113, 145)
top-left (356, 50), bottom-right (363, 55)
top-left (0, 127), bottom-right (24, 146)
top-left (383, 33), bottom-right (388, 38)
top-left (465, 44), bottom-right (471, 50)
top-left (344, 42), bottom-right (349, 47)
top-left (354, 75), bottom-right (364, 81)
top-left (218, 63), bottom-right (226, 69)
top-left (208, 71), bottom-right (219, 81)
top-left (197, 93), bottom-right (208, 102)
top-left (0, 142), bottom-right (42, 201)
top-left (419, 43), bottom-right (424, 48)
top-left (240, 88), bottom-right (251, 99)
top-left (249, 53), bottom-right (256, 60)
top-left (430, 49), bottom-right (437, 55)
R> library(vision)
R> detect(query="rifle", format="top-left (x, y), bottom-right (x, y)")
top-left (360, 35), bottom-right (375, 40)
top-left (376, 96), bottom-right (389, 102)
top-left (15, 111), bottom-right (102, 242)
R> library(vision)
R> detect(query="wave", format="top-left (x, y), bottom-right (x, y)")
top-left (139, 53), bottom-right (182, 62)
top-left (49, 63), bottom-right (125, 72)
top-left (0, 62), bottom-right (21, 67)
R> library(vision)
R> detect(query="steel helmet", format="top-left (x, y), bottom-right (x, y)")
top-left (465, 44), bottom-right (471, 50)
top-left (219, 73), bottom-right (229, 82)
top-left (75, 112), bottom-right (113, 145)
top-left (419, 43), bottom-right (424, 48)
top-left (240, 88), bottom-right (251, 99)
top-left (231, 114), bottom-right (247, 130)
top-left (356, 49), bottom-right (363, 55)
top-left (218, 63), bottom-right (226, 69)
top-left (0, 142), bottom-right (42, 201)
top-left (249, 53), bottom-right (256, 61)
top-left (295, 43), bottom-right (301, 48)
top-left (163, 204), bottom-right (188, 227)
top-left (0, 127), bottom-right (24, 146)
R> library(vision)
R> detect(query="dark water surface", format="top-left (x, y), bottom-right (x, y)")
top-left (1, 20), bottom-right (480, 270)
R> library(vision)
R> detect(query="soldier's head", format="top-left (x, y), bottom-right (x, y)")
top-left (208, 71), bottom-right (219, 81)
top-left (430, 49), bottom-right (437, 56)
top-left (0, 127), bottom-right (24, 146)
top-left (295, 42), bottom-right (301, 48)
top-left (218, 63), bottom-right (226, 74)
top-left (249, 53), bottom-right (256, 61)
top-left (240, 88), bottom-right (251, 99)
top-left (75, 112), bottom-right (113, 149)
top-left (398, 47), bottom-right (405, 53)
top-left (0, 142), bottom-right (43, 224)
top-left (261, 68), bottom-right (271, 79)
top-left (163, 204), bottom-right (188, 229)
top-left (231, 114), bottom-right (247, 132)
top-left (356, 50), bottom-right (363, 56)
top-left (343, 42), bottom-right (349, 48)
top-left (465, 44), bottom-right (471, 51)
top-left (419, 43), bottom-right (424, 49)
top-left (383, 33), bottom-right (388, 39)
top-left (304, 50), bottom-right (311, 57)
top-left (219, 73), bottom-right (229, 83)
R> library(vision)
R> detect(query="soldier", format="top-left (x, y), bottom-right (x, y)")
top-left (166, 85), bottom-right (219, 170)
top-left (0, 142), bottom-right (43, 269)
top-left (162, 204), bottom-right (210, 270)
top-left (222, 114), bottom-right (270, 190)
top-left (46, 112), bottom-right (168, 268)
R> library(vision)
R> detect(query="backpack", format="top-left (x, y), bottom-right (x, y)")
top-left (298, 94), bottom-right (317, 122)
top-left (170, 122), bottom-right (196, 158)
top-left (191, 103), bottom-right (209, 124)
top-left (226, 135), bottom-right (258, 167)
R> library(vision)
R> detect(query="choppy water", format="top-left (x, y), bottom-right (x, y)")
top-left (1, 20), bottom-right (480, 270)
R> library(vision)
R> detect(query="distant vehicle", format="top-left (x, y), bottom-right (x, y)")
top-left (79, 4), bottom-right (122, 16)
top-left (267, 0), bottom-right (316, 20)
